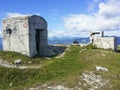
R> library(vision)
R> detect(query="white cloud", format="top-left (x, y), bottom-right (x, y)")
top-left (48, 29), bottom-right (65, 38)
top-left (6, 12), bottom-right (29, 18)
top-left (88, 0), bottom-right (102, 12)
top-left (62, 0), bottom-right (120, 37)
top-left (5, 0), bottom-right (120, 38)
top-left (6, 12), bottom-right (41, 18)
top-left (98, 0), bottom-right (120, 18)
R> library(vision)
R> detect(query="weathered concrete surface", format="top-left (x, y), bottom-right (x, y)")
top-left (90, 31), bottom-right (117, 51)
top-left (2, 15), bottom-right (56, 57)
top-left (28, 15), bottom-right (48, 57)
top-left (2, 16), bottom-right (30, 56)
top-left (92, 37), bottom-right (117, 51)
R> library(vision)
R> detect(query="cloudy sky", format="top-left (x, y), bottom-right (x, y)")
top-left (0, 0), bottom-right (120, 38)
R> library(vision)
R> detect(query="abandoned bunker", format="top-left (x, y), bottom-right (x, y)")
top-left (2, 15), bottom-right (56, 57)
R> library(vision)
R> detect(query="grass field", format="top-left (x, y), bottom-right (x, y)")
top-left (0, 45), bottom-right (120, 90)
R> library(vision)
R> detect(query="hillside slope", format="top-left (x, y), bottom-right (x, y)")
top-left (0, 45), bottom-right (120, 90)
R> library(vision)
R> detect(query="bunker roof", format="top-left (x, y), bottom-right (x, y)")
top-left (3, 15), bottom-right (47, 23)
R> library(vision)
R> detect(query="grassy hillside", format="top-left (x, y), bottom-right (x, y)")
top-left (0, 45), bottom-right (120, 90)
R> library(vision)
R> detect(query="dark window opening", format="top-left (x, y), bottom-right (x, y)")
top-left (6, 29), bottom-right (12, 34)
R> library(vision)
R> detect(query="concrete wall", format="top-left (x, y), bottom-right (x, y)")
top-left (2, 15), bottom-right (48, 57)
top-left (93, 37), bottom-right (117, 51)
top-left (2, 16), bottom-right (30, 56)
top-left (28, 15), bottom-right (48, 57)
top-left (2, 15), bottom-right (57, 57)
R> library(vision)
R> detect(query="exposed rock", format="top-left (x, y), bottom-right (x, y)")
top-left (80, 43), bottom-right (89, 47)
top-left (56, 52), bottom-right (65, 58)
top-left (47, 85), bottom-right (69, 90)
top-left (14, 59), bottom-right (22, 64)
top-left (80, 71), bottom-right (109, 90)
top-left (79, 49), bottom-right (87, 53)
top-left (29, 71), bottom-right (109, 90)
top-left (95, 65), bottom-right (109, 72)
top-left (44, 57), bottom-right (51, 60)
top-left (28, 61), bottom-right (32, 64)
top-left (9, 82), bottom-right (13, 87)
top-left (29, 85), bottom-right (70, 90)
top-left (101, 54), bottom-right (105, 56)
top-left (0, 59), bottom-right (3, 64)
top-left (29, 84), bottom-right (83, 90)
top-left (0, 59), bottom-right (38, 69)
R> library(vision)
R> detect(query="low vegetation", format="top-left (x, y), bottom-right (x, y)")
top-left (0, 45), bottom-right (120, 90)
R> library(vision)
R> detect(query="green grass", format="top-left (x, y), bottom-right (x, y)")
top-left (0, 45), bottom-right (87, 89)
top-left (0, 45), bottom-right (120, 90)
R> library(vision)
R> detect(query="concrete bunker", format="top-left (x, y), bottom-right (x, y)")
top-left (90, 31), bottom-right (117, 51)
top-left (2, 15), bottom-right (57, 57)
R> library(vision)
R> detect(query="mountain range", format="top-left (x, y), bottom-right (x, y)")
top-left (0, 37), bottom-right (119, 50)
top-left (48, 36), bottom-right (90, 44)
top-left (48, 36), bottom-right (120, 45)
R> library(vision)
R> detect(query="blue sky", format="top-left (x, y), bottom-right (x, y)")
top-left (0, 0), bottom-right (120, 38)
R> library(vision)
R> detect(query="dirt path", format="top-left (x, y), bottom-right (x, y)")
top-left (0, 59), bottom-right (39, 69)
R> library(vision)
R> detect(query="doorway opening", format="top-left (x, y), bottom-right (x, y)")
top-left (35, 29), bottom-right (43, 55)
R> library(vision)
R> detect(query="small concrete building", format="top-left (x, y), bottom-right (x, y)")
top-left (90, 31), bottom-right (117, 51)
top-left (2, 15), bottom-right (55, 57)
